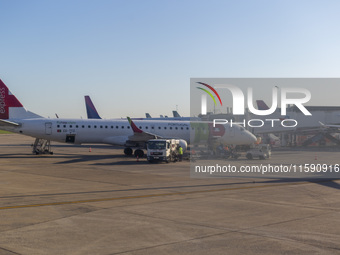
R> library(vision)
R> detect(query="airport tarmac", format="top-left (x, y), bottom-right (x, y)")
top-left (0, 134), bottom-right (340, 255)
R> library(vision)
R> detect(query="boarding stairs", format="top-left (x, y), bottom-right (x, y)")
top-left (32, 138), bottom-right (53, 155)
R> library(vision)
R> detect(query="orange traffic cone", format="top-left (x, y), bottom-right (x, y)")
top-left (89, 147), bottom-right (92, 152)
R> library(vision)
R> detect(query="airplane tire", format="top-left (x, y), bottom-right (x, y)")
top-left (124, 147), bottom-right (133, 156)
top-left (134, 149), bottom-right (144, 158)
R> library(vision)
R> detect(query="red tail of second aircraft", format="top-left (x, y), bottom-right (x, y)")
top-left (0, 79), bottom-right (24, 119)
top-left (0, 79), bottom-right (42, 120)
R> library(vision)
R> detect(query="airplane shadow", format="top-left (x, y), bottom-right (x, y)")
top-left (1, 153), bottom-right (339, 189)
top-left (257, 178), bottom-right (340, 190)
top-left (93, 160), bottom-right (150, 166)
top-left (309, 179), bottom-right (340, 189)
top-left (0, 153), bottom-right (141, 165)
top-left (54, 154), bottom-right (143, 165)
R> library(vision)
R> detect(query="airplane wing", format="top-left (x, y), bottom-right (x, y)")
top-left (127, 117), bottom-right (162, 142)
top-left (319, 121), bottom-right (340, 129)
top-left (254, 122), bottom-right (340, 136)
top-left (0, 119), bottom-right (20, 127)
top-left (254, 126), bottom-right (318, 135)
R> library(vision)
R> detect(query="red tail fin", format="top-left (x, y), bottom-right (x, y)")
top-left (0, 79), bottom-right (24, 119)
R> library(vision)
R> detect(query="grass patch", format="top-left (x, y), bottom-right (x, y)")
top-left (0, 130), bottom-right (12, 134)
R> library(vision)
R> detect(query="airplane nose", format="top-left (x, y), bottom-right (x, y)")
top-left (248, 132), bottom-right (257, 144)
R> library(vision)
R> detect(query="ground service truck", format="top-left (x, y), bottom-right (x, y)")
top-left (147, 139), bottom-right (180, 163)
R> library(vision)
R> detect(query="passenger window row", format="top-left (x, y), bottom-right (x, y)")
top-left (56, 124), bottom-right (189, 130)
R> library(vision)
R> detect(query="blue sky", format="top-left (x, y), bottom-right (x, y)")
top-left (1, 0), bottom-right (340, 118)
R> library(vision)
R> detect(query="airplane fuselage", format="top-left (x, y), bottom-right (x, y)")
top-left (4, 118), bottom-right (256, 146)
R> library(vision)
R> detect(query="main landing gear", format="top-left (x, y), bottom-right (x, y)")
top-left (124, 147), bottom-right (144, 158)
top-left (124, 147), bottom-right (133, 156)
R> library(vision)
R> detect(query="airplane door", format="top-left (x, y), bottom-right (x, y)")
top-left (45, 122), bottom-right (52, 135)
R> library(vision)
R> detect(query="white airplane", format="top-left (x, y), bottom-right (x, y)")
top-left (0, 79), bottom-right (257, 156)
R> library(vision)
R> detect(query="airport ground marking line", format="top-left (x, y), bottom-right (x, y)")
top-left (0, 181), bottom-right (324, 210)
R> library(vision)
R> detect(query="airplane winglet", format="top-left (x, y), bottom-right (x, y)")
top-left (127, 117), bottom-right (143, 133)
